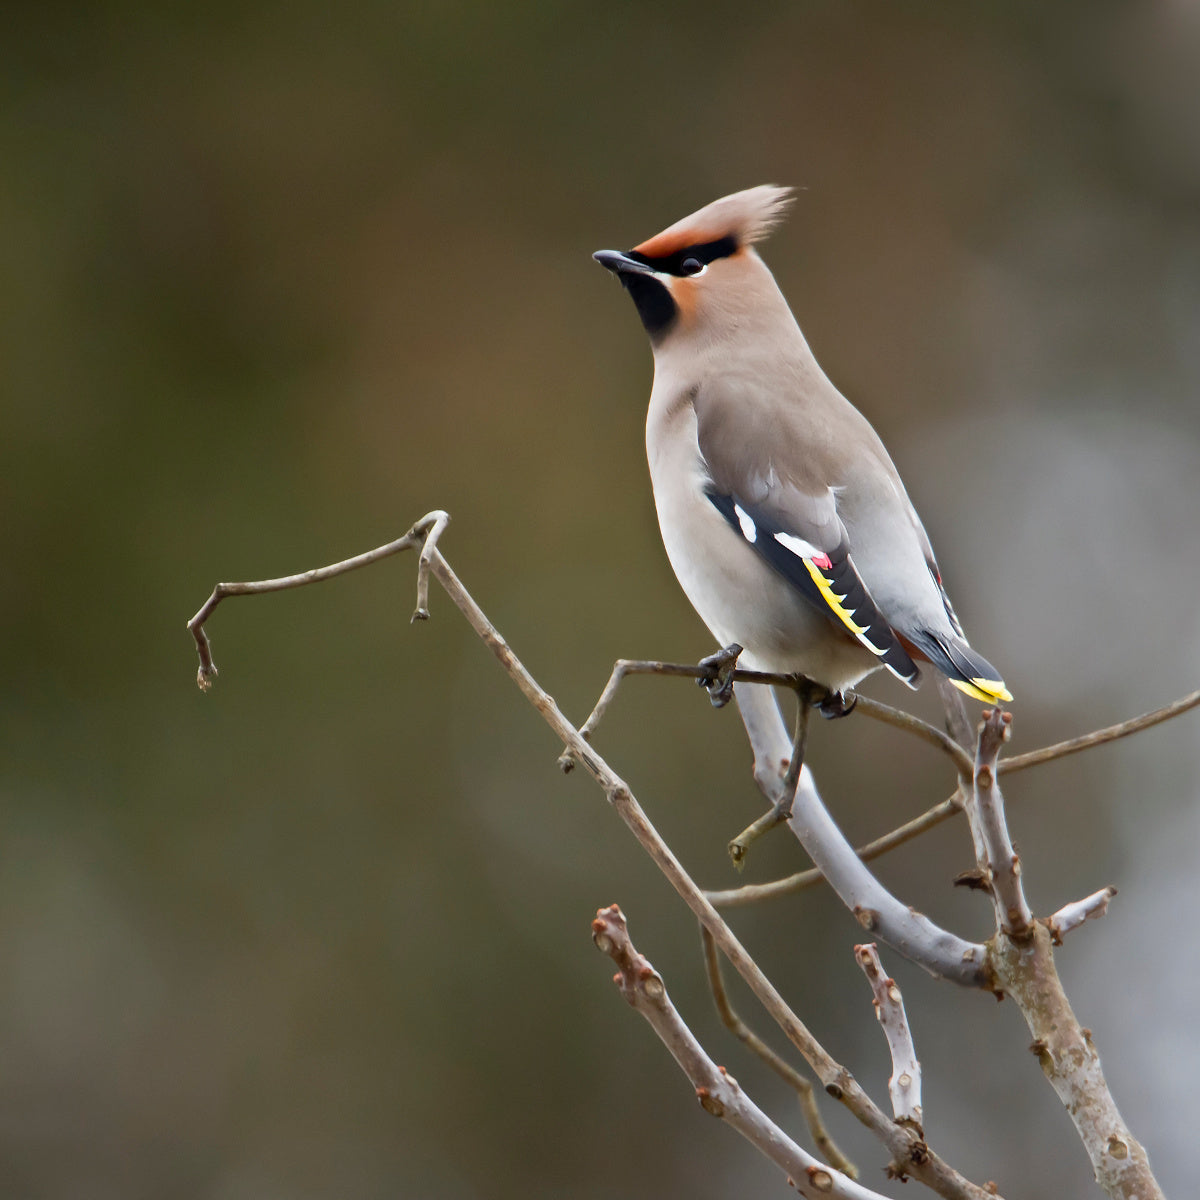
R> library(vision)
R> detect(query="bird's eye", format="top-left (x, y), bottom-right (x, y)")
top-left (680, 257), bottom-right (705, 277)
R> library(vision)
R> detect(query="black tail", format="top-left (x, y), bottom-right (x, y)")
top-left (905, 629), bottom-right (1012, 704)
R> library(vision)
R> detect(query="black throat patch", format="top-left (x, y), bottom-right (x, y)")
top-left (621, 273), bottom-right (677, 340)
top-left (621, 234), bottom-right (739, 341)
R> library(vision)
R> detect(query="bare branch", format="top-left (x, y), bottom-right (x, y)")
top-left (713, 688), bottom-right (1200, 907)
top-left (734, 686), bottom-right (990, 988)
top-left (851, 694), bottom-right (973, 776)
top-left (735, 656), bottom-right (1166, 1200)
top-left (411, 508), bottom-right (451, 621)
top-left (414, 550), bottom-right (996, 1197)
top-left (1045, 887), bottom-right (1118, 945)
top-left (991, 923), bottom-right (1163, 1200)
top-left (1001, 687), bottom-right (1200, 775)
top-left (561, 658), bottom-right (973, 776)
top-left (707, 791), bottom-right (962, 909)
top-left (700, 926), bottom-right (858, 1179)
top-left (790, 765), bottom-right (990, 984)
top-left (594, 906), bottom-right (896, 1200)
top-left (727, 688), bottom-right (813, 866)
top-left (183, 516), bottom-right (1046, 1199)
top-left (557, 657), bottom-right (743, 773)
top-left (183, 512), bottom-right (1184, 1200)
top-left (968, 710), bottom-right (1033, 938)
top-left (855, 944), bottom-right (923, 1131)
top-left (186, 510), bottom-right (446, 689)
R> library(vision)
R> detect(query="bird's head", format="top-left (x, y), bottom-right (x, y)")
top-left (594, 184), bottom-right (794, 346)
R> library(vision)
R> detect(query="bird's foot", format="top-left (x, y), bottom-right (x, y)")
top-left (697, 643), bottom-right (743, 708)
top-left (817, 689), bottom-right (857, 720)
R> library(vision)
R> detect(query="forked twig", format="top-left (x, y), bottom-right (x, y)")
top-left (560, 658), bottom-right (973, 776)
top-left (594, 906), bottom-right (892, 1200)
top-left (707, 790), bottom-right (963, 909)
top-left (700, 926), bottom-right (857, 1179)
top-left (186, 510), bottom-right (450, 689)
top-left (568, 661), bottom-right (1200, 790)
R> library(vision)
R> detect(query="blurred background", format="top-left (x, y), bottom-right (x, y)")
top-left (3, 2), bottom-right (1199, 1197)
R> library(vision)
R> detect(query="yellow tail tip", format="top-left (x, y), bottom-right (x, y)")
top-left (950, 677), bottom-right (1014, 705)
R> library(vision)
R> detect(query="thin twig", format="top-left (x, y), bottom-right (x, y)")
top-left (969, 709), bottom-right (1033, 937)
top-left (727, 688), bottom-right (812, 867)
top-left (700, 926), bottom-right (858, 1179)
top-left (851, 694), bottom-right (973, 776)
top-left (594, 906), bottom-right (892, 1200)
top-left (707, 790), bottom-right (963, 908)
top-left (1045, 886), bottom-right (1118, 945)
top-left (185, 511), bottom-right (446, 690)
top-left (412, 509), bottom-right (451, 621)
top-left (855, 944), bottom-right (923, 1131)
top-left (566, 661), bottom-right (1200, 786)
top-left (562, 658), bottom-right (973, 776)
top-left (1001, 688), bottom-right (1200, 775)
top-left (783, 688), bottom-right (813, 799)
top-left (726, 805), bottom-right (790, 868)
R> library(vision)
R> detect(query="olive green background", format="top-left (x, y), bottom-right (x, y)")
top-left (3, 4), bottom-right (1199, 1197)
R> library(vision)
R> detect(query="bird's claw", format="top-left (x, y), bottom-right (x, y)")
top-left (697, 643), bottom-right (743, 708)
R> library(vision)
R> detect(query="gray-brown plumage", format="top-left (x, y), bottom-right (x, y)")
top-left (594, 185), bottom-right (1011, 705)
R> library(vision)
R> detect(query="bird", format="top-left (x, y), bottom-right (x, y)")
top-left (593, 185), bottom-right (1011, 715)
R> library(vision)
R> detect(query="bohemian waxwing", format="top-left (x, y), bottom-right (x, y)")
top-left (594, 185), bottom-right (1011, 708)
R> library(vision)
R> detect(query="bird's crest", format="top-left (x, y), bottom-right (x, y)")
top-left (633, 185), bottom-right (794, 259)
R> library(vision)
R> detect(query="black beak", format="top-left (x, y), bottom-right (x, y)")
top-left (593, 249), bottom-right (656, 277)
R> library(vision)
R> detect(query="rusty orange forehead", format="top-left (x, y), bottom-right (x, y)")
top-left (632, 227), bottom-right (729, 258)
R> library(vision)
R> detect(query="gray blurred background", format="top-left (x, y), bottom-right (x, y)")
top-left (3, 3), bottom-right (1199, 1197)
